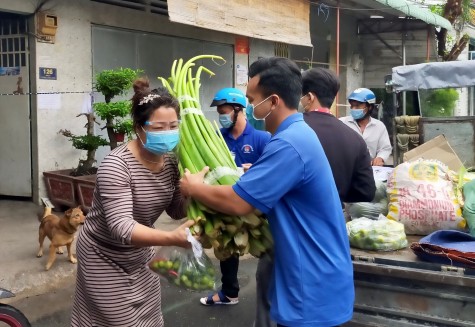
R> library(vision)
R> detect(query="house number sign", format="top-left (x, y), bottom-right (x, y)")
top-left (39, 67), bottom-right (57, 80)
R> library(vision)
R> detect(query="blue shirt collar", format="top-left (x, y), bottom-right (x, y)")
top-left (224, 121), bottom-right (252, 138)
top-left (275, 113), bottom-right (303, 135)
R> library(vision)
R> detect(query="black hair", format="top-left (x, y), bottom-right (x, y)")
top-left (248, 57), bottom-right (302, 109)
top-left (131, 78), bottom-right (179, 128)
top-left (302, 68), bottom-right (340, 108)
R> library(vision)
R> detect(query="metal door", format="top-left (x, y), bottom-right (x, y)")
top-left (0, 13), bottom-right (31, 197)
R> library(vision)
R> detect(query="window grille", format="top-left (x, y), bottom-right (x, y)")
top-left (274, 42), bottom-right (289, 58)
top-left (0, 14), bottom-right (28, 68)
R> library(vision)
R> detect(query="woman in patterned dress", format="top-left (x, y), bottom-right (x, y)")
top-left (71, 78), bottom-right (193, 327)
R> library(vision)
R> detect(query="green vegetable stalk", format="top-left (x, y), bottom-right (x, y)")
top-left (158, 56), bottom-right (272, 259)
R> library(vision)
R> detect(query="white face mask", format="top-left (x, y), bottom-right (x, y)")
top-left (298, 94), bottom-right (308, 113)
top-left (249, 95), bottom-right (273, 121)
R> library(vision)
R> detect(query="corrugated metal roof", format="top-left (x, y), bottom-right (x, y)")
top-left (373, 0), bottom-right (453, 30)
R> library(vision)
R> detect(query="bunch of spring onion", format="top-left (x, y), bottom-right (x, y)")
top-left (158, 55), bottom-right (273, 259)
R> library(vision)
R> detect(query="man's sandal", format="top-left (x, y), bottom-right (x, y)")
top-left (199, 290), bottom-right (239, 306)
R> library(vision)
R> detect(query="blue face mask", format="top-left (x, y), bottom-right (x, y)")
top-left (140, 128), bottom-right (180, 155)
top-left (350, 108), bottom-right (366, 120)
top-left (219, 113), bottom-right (233, 128)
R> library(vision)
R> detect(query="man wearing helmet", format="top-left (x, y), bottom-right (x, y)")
top-left (200, 87), bottom-right (270, 306)
top-left (340, 88), bottom-right (392, 166)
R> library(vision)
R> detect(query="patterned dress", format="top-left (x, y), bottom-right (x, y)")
top-left (71, 144), bottom-right (186, 327)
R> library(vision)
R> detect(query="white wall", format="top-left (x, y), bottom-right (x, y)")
top-left (454, 33), bottom-right (472, 116)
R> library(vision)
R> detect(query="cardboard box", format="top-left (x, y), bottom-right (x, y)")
top-left (403, 134), bottom-right (464, 172)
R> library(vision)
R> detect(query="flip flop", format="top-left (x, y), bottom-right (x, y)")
top-left (199, 290), bottom-right (239, 306)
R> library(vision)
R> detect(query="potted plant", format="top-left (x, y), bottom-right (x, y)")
top-left (58, 115), bottom-right (109, 176)
top-left (113, 118), bottom-right (134, 142)
top-left (93, 68), bottom-right (141, 149)
top-left (43, 112), bottom-right (108, 212)
top-left (43, 67), bottom-right (140, 211)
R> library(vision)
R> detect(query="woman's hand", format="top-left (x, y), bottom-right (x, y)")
top-left (180, 166), bottom-right (209, 197)
top-left (170, 219), bottom-right (195, 248)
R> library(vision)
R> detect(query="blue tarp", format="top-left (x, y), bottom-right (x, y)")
top-left (412, 230), bottom-right (475, 268)
top-left (391, 60), bottom-right (475, 91)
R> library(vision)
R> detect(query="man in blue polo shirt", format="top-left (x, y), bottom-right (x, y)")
top-left (180, 57), bottom-right (354, 327)
top-left (199, 87), bottom-right (270, 307)
top-left (214, 87), bottom-right (270, 169)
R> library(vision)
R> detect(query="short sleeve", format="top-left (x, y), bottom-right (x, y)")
top-left (233, 138), bottom-right (304, 213)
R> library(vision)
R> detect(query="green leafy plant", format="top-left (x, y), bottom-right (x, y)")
top-left (95, 68), bottom-right (141, 103)
top-left (113, 118), bottom-right (134, 139)
top-left (93, 100), bottom-right (131, 121)
top-left (94, 68), bottom-right (142, 149)
top-left (60, 131), bottom-right (109, 151)
top-left (58, 113), bottom-right (109, 176)
top-left (421, 88), bottom-right (460, 117)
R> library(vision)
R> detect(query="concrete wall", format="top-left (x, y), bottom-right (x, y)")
top-left (455, 38), bottom-right (471, 116)
top-left (362, 24), bottom-right (436, 88)
top-left (1, 0), bottom-right (274, 202)
top-left (290, 6), bottom-right (363, 116)
top-left (249, 39), bottom-right (276, 65)
top-left (1, 0), bottom-right (36, 14)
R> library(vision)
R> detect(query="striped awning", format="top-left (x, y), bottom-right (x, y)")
top-left (373, 0), bottom-right (453, 30)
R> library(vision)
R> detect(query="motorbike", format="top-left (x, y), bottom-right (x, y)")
top-left (0, 288), bottom-right (31, 327)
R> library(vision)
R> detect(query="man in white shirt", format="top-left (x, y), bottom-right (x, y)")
top-left (340, 88), bottom-right (392, 166)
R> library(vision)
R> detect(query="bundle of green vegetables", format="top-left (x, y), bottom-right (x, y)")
top-left (158, 55), bottom-right (272, 259)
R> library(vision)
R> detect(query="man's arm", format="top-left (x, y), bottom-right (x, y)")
top-left (180, 167), bottom-right (255, 216)
top-left (375, 125), bottom-right (392, 163)
top-left (345, 142), bottom-right (376, 203)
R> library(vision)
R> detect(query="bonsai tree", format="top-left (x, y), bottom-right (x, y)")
top-left (93, 68), bottom-right (142, 149)
top-left (59, 113), bottom-right (109, 176)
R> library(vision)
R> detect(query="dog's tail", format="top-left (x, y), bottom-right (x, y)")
top-left (38, 207), bottom-right (52, 222)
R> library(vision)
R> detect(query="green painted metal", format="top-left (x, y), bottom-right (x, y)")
top-left (374, 0), bottom-right (453, 30)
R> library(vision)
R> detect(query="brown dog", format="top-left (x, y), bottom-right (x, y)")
top-left (37, 206), bottom-right (85, 270)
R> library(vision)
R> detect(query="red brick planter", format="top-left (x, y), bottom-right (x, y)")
top-left (75, 174), bottom-right (96, 213)
top-left (43, 169), bottom-right (77, 209)
top-left (43, 169), bottom-right (97, 213)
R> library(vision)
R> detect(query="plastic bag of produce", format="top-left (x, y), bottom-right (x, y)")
top-left (346, 180), bottom-right (388, 220)
top-left (347, 216), bottom-right (408, 251)
top-left (387, 159), bottom-right (465, 235)
top-left (148, 228), bottom-right (217, 291)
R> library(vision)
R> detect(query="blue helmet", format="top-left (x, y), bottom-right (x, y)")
top-left (210, 88), bottom-right (247, 108)
top-left (348, 88), bottom-right (376, 104)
